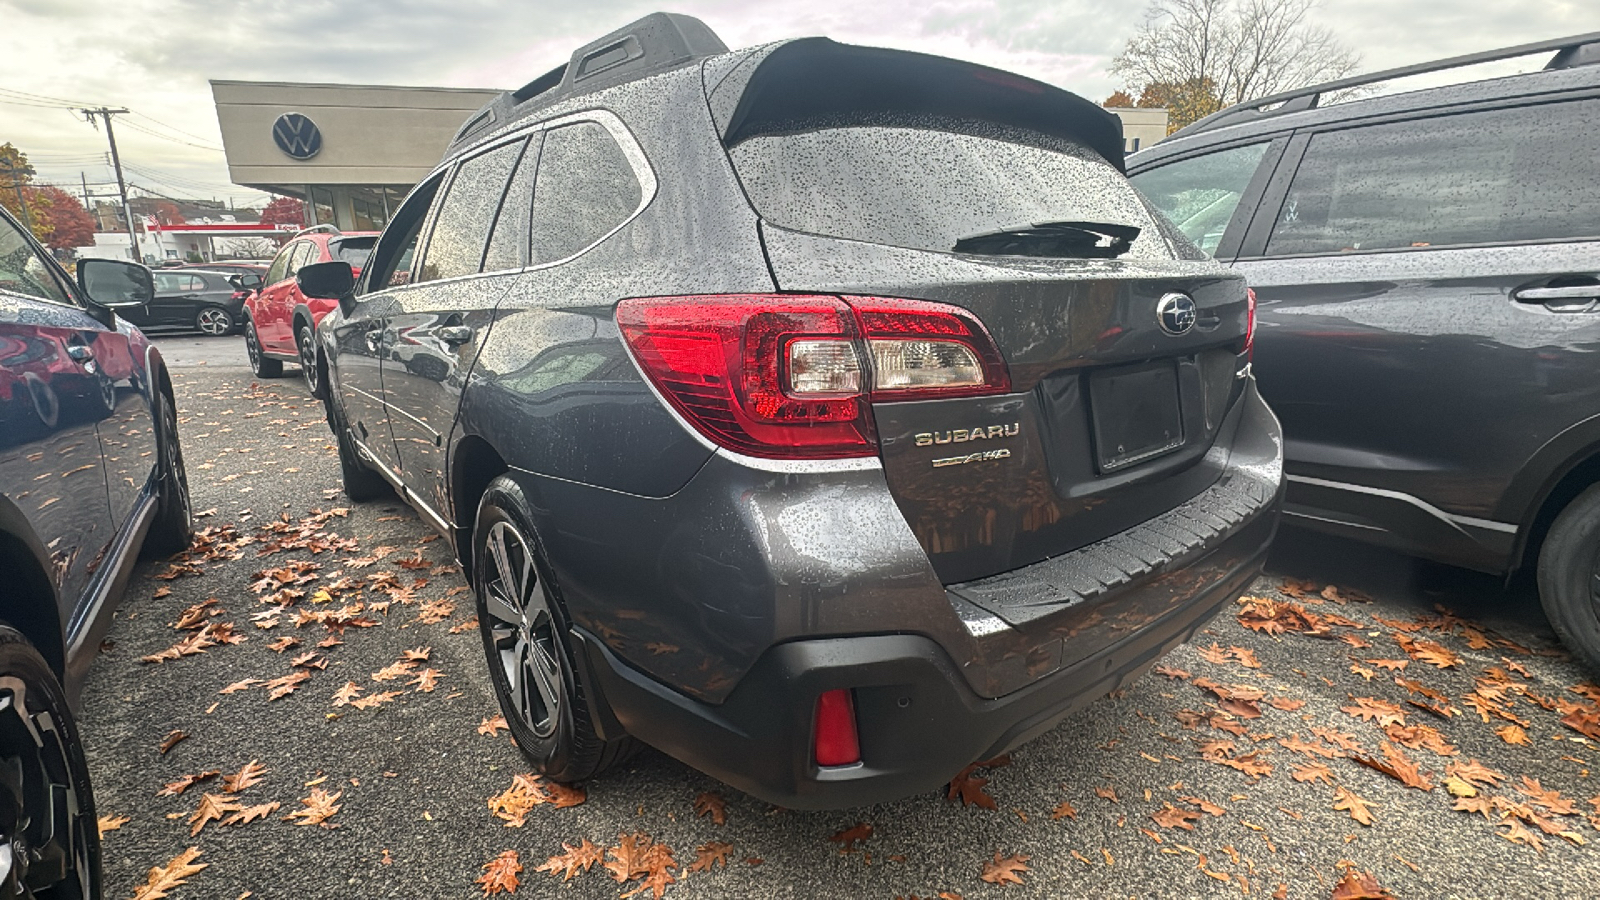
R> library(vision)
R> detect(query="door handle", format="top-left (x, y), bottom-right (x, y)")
top-left (1513, 283), bottom-right (1600, 312)
top-left (438, 325), bottom-right (474, 345)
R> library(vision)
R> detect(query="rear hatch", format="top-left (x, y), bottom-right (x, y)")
top-left (713, 40), bottom-right (1253, 584)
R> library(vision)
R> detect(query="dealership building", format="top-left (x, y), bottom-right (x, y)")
top-left (212, 79), bottom-right (1166, 227)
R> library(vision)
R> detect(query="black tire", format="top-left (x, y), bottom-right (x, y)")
top-left (244, 318), bottom-right (284, 378)
top-left (0, 625), bottom-right (101, 899)
top-left (474, 476), bottom-right (635, 782)
top-left (141, 386), bottom-right (194, 559)
top-left (296, 322), bottom-right (326, 400)
top-left (194, 306), bottom-right (233, 336)
top-left (324, 392), bottom-right (390, 502)
top-left (1538, 482), bottom-right (1600, 672)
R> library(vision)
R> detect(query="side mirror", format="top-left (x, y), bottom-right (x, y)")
top-left (77, 259), bottom-right (154, 309)
top-left (232, 272), bottom-right (263, 291)
top-left (297, 261), bottom-right (355, 315)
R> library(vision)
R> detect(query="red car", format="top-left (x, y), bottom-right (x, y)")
top-left (243, 226), bottom-right (376, 396)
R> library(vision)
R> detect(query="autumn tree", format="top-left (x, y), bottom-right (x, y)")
top-left (31, 186), bottom-right (96, 251)
top-left (152, 201), bottom-right (186, 226)
top-left (1102, 90), bottom-right (1135, 108)
top-left (260, 195), bottom-right (305, 229)
top-left (1111, 0), bottom-right (1361, 131)
top-left (0, 143), bottom-right (50, 240)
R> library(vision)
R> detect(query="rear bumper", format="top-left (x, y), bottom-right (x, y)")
top-left (576, 471), bottom-right (1280, 810)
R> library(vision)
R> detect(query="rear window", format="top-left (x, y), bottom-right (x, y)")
top-left (728, 122), bottom-right (1169, 259)
top-left (330, 237), bottom-right (376, 268)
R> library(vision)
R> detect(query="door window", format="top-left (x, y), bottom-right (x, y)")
top-left (0, 214), bottom-right (73, 304)
top-left (528, 122), bottom-right (643, 265)
top-left (153, 272), bottom-right (184, 294)
top-left (483, 134), bottom-right (542, 273)
top-left (361, 175), bottom-right (445, 293)
top-left (1266, 99), bottom-right (1600, 256)
top-left (415, 139), bottom-right (525, 283)
top-left (1130, 143), bottom-right (1272, 255)
top-left (265, 244), bottom-right (295, 285)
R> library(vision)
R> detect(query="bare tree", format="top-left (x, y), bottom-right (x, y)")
top-left (219, 236), bottom-right (278, 259)
top-left (1112, 0), bottom-right (1361, 129)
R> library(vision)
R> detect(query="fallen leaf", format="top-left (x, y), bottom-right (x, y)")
top-left (488, 773), bottom-right (549, 827)
top-left (331, 681), bottom-right (363, 706)
top-left (158, 771), bottom-right (220, 797)
top-left (219, 801), bottom-right (280, 826)
top-left (979, 851), bottom-right (1029, 886)
top-left (478, 715), bottom-right (508, 737)
top-left (547, 782), bottom-right (586, 808)
top-left (1291, 762), bottom-right (1334, 785)
top-left (98, 814), bottom-right (130, 836)
top-left (687, 841), bottom-right (733, 873)
top-left (1333, 787), bottom-right (1375, 826)
top-left (1330, 868), bottom-right (1394, 899)
top-left (1051, 800), bottom-right (1078, 820)
top-left (1341, 696), bottom-right (1405, 726)
top-left (1151, 803), bottom-right (1201, 830)
top-left (218, 678), bottom-right (265, 695)
top-left (476, 850), bottom-right (522, 895)
top-left (129, 847), bottom-right (207, 900)
top-left (188, 793), bottom-right (242, 836)
top-left (947, 764), bottom-right (998, 810)
top-left (536, 839), bottom-right (604, 881)
top-left (265, 669), bottom-right (310, 700)
top-left (1496, 724), bottom-right (1531, 746)
top-left (694, 792), bottom-right (727, 825)
top-left (283, 787), bottom-right (342, 827)
top-left (829, 823), bottom-right (873, 851)
top-left (158, 730), bottom-right (188, 755)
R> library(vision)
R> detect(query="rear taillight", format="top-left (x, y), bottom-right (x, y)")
top-left (813, 689), bottom-right (861, 767)
top-left (617, 294), bottom-right (1009, 460)
top-left (1243, 287), bottom-right (1257, 357)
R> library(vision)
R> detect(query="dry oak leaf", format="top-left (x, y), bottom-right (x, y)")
top-left (1330, 868), bottom-right (1395, 900)
top-left (1517, 776), bottom-right (1579, 817)
top-left (1199, 642), bottom-right (1231, 664)
top-left (372, 659), bottom-right (418, 682)
top-left (1180, 795), bottom-right (1226, 817)
top-left (1452, 794), bottom-right (1496, 820)
top-left (218, 678), bottom-right (265, 695)
top-left (829, 823), bottom-right (874, 851)
top-left (687, 840), bottom-right (733, 874)
top-left (1279, 734), bottom-right (1342, 759)
top-left (1152, 664), bottom-right (1191, 680)
top-left (478, 715), bottom-right (508, 737)
top-left (694, 791), bottom-right (727, 825)
top-left (188, 792), bottom-right (242, 836)
top-left (265, 669), bottom-right (310, 701)
top-left (221, 760), bottom-right (269, 794)
top-left (220, 801), bottom-right (280, 826)
top-left (1349, 741), bottom-right (1435, 792)
top-left (1268, 696), bottom-right (1307, 712)
top-left (947, 764), bottom-right (999, 810)
top-left (1341, 696), bottom-right (1406, 726)
top-left (284, 787), bottom-right (342, 828)
top-left (1311, 727), bottom-right (1364, 754)
top-left (158, 771), bottom-right (220, 797)
top-left (350, 690), bottom-right (403, 710)
top-left (158, 730), bottom-right (188, 755)
top-left (980, 851), bottom-right (1030, 886)
top-left (1500, 817), bottom-right (1547, 853)
top-left (331, 681), bottom-right (363, 706)
top-left (1095, 784), bottom-right (1120, 803)
top-left (537, 839), bottom-right (604, 881)
top-left (488, 773), bottom-right (549, 827)
top-left (1051, 800), bottom-right (1078, 820)
top-left (1151, 803), bottom-right (1201, 831)
top-left (1332, 787), bottom-right (1376, 826)
top-left (1496, 724), bottom-right (1531, 746)
top-left (547, 782), bottom-right (586, 808)
top-left (620, 843), bottom-right (677, 900)
top-left (1291, 762), bottom-right (1335, 785)
top-left (476, 849), bottom-right (522, 896)
top-left (1230, 647), bottom-right (1261, 668)
top-left (409, 668), bottom-right (444, 693)
top-left (129, 846), bottom-right (207, 900)
top-left (97, 814), bottom-right (130, 836)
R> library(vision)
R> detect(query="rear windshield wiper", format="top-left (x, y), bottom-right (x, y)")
top-left (953, 220), bottom-right (1140, 259)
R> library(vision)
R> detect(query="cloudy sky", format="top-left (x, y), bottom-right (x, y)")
top-left (1, 0), bottom-right (1593, 209)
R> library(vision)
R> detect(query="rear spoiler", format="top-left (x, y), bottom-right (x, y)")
top-left (708, 38), bottom-right (1126, 171)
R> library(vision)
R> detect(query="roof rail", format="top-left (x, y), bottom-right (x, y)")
top-left (445, 12), bottom-right (727, 156)
top-left (1173, 31), bottom-right (1600, 139)
top-left (293, 224), bottom-right (340, 237)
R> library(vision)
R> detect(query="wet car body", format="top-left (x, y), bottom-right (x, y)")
top-left (312, 13), bottom-right (1283, 808)
top-left (245, 228), bottom-right (375, 392)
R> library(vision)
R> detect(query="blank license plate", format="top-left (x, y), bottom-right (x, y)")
top-left (1089, 362), bottom-right (1184, 472)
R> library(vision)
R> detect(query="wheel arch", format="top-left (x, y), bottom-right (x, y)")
top-left (449, 434), bottom-right (510, 582)
top-left (1502, 414), bottom-right (1600, 576)
top-left (0, 508), bottom-right (67, 680)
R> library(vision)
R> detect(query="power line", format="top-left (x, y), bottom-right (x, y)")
top-left (131, 111), bottom-right (224, 148)
top-left (117, 118), bottom-right (225, 152)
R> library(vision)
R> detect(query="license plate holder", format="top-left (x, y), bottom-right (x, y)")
top-left (1088, 361), bottom-right (1185, 472)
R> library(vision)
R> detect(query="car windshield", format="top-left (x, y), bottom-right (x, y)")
top-left (331, 237), bottom-right (376, 268)
top-left (728, 121), bottom-right (1168, 259)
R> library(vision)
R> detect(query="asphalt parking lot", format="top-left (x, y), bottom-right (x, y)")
top-left (82, 336), bottom-right (1600, 899)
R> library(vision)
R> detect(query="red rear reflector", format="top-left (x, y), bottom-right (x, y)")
top-left (813, 688), bottom-right (861, 767)
top-left (1244, 288), bottom-right (1257, 357)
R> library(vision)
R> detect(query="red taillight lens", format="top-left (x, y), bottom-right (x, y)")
top-left (1243, 287), bottom-right (1257, 357)
top-left (813, 688), bottom-right (861, 767)
top-left (619, 294), bottom-right (1011, 460)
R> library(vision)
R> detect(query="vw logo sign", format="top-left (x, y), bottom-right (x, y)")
top-left (1156, 293), bottom-right (1198, 336)
top-left (272, 112), bottom-right (322, 160)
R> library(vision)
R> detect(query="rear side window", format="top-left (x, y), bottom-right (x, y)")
top-left (1130, 143), bottom-right (1271, 255)
top-left (418, 140), bottom-right (525, 283)
top-left (483, 134), bottom-right (542, 272)
top-left (528, 122), bottom-right (642, 265)
top-left (1267, 99), bottom-right (1600, 256)
top-left (728, 123), bottom-right (1168, 259)
top-left (330, 236), bottom-right (376, 269)
top-left (264, 245), bottom-right (293, 285)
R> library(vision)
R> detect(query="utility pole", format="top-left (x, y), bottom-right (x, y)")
top-left (0, 158), bottom-right (35, 233)
top-left (81, 107), bottom-right (140, 262)
top-left (80, 171), bottom-right (90, 209)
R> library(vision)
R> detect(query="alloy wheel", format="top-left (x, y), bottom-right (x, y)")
top-left (161, 397), bottom-right (191, 527)
top-left (195, 308), bottom-right (232, 336)
top-left (244, 322), bottom-right (262, 368)
top-left (297, 326), bottom-right (320, 396)
top-left (0, 678), bottom-right (92, 899)
top-left (480, 521), bottom-right (562, 739)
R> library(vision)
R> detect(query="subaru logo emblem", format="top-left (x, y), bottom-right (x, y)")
top-left (1156, 293), bottom-right (1197, 336)
top-left (272, 112), bottom-right (322, 160)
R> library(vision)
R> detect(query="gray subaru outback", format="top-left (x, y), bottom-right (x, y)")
top-left (299, 12), bottom-right (1283, 808)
